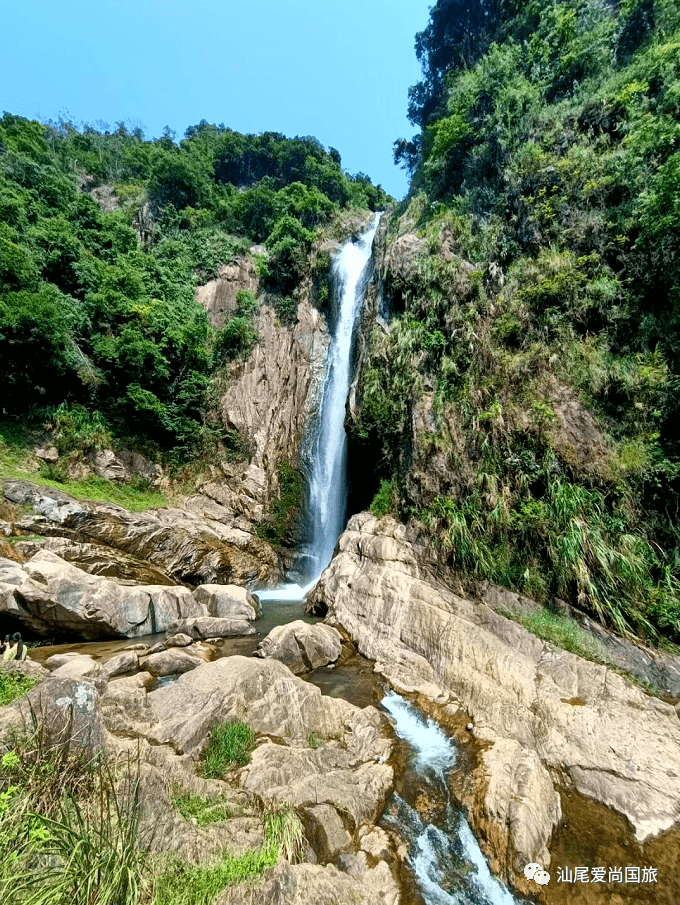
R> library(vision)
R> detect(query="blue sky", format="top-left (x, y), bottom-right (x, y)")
top-left (2, 0), bottom-right (432, 199)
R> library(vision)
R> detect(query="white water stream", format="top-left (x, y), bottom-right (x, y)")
top-left (259, 213), bottom-right (381, 603)
top-left (306, 212), bottom-right (381, 581)
top-left (381, 693), bottom-right (522, 905)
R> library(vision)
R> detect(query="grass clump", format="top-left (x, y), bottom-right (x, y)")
top-left (516, 611), bottom-right (608, 663)
top-left (370, 478), bottom-right (399, 518)
top-left (199, 721), bottom-right (255, 778)
top-left (171, 792), bottom-right (236, 826)
top-left (306, 731), bottom-right (322, 750)
top-left (152, 805), bottom-right (303, 905)
top-left (0, 671), bottom-right (38, 706)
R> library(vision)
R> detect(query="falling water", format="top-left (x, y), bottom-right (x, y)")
top-left (381, 693), bottom-right (523, 905)
top-left (258, 214), bottom-right (381, 603)
top-left (304, 212), bottom-right (382, 582)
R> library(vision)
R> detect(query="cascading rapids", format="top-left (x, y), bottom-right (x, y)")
top-left (381, 693), bottom-right (523, 905)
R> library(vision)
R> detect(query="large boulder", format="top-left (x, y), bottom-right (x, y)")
top-left (146, 656), bottom-right (391, 760)
top-left (0, 676), bottom-right (106, 754)
top-left (0, 550), bottom-right (207, 639)
top-left (309, 512), bottom-right (680, 886)
top-left (193, 583), bottom-right (261, 619)
top-left (167, 616), bottom-right (256, 640)
top-left (255, 621), bottom-right (342, 674)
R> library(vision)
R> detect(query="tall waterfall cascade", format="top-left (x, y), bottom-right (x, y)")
top-left (257, 213), bottom-right (381, 603)
top-left (305, 212), bottom-right (382, 582)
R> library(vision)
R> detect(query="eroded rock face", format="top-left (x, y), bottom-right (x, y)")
top-left (195, 256), bottom-right (260, 328)
top-left (309, 513), bottom-right (680, 884)
top-left (13, 537), bottom-right (177, 586)
top-left (0, 551), bottom-right (207, 638)
top-left (255, 621), bottom-right (343, 675)
top-left (215, 861), bottom-right (387, 905)
top-left (192, 299), bottom-right (329, 533)
top-left (6, 480), bottom-right (279, 587)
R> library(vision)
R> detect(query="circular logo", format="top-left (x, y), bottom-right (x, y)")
top-left (524, 863), bottom-right (541, 880)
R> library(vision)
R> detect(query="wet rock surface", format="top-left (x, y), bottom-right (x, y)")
top-left (309, 512), bottom-right (680, 888)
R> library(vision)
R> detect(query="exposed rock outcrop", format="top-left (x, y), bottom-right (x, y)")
top-left (5, 480), bottom-right (279, 587)
top-left (195, 256), bottom-right (260, 327)
top-left (0, 551), bottom-right (207, 638)
top-left (190, 298), bottom-right (329, 534)
top-left (308, 513), bottom-right (680, 887)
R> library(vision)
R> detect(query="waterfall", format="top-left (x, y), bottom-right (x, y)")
top-left (381, 693), bottom-right (523, 905)
top-left (257, 213), bottom-right (381, 603)
top-left (305, 212), bottom-right (381, 582)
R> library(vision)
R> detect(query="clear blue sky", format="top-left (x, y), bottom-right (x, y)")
top-left (2, 0), bottom-right (432, 199)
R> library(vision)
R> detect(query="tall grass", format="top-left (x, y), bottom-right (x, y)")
top-left (199, 721), bottom-right (255, 779)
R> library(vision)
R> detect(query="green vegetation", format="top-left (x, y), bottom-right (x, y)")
top-left (152, 805), bottom-right (303, 905)
top-left (171, 792), bottom-right (237, 826)
top-left (306, 731), bottom-right (323, 750)
top-left (370, 479), bottom-right (399, 518)
top-left (0, 114), bottom-right (390, 464)
top-left (257, 462), bottom-right (305, 546)
top-left (513, 610), bottom-right (608, 662)
top-left (0, 671), bottom-right (38, 706)
top-left (0, 719), bottom-right (302, 905)
top-left (354, 0), bottom-right (680, 646)
top-left (199, 721), bottom-right (256, 778)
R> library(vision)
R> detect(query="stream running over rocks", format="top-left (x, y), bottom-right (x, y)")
top-left (381, 693), bottom-right (523, 905)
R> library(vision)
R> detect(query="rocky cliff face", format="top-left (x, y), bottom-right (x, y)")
top-left (195, 255), bottom-right (261, 328)
top-left (308, 513), bottom-right (680, 899)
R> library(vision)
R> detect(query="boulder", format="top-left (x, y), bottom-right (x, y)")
top-left (34, 446), bottom-right (59, 463)
top-left (146, 656), bottom-right (392, 760)
top-left (300, 803), bottom-right (351, 860)
top-left (165, 633), bottom-right (194, 648)
top-left (310, 512), bottom-right (680, 882)
top-left (102, 650), bottom-right (140, 678)
top-left (51, 655), bottom-right (107, 693)
top-left (0, 676), bottom-right (106, 754)
top-left (143, 649), bottom-right (203, 677)
top-left (193, 583), bottom-right (261, 620)
top-left (255, 621), bottom-right (342, 674)
top-left (0, 550), bottom-right (207, 638)
top-left (168, 616), bottom-right (256, 640)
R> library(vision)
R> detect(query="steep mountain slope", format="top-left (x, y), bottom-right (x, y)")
top-left (350, 0), bottom-right (680, 645)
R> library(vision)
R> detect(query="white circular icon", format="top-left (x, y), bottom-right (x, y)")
top-left (534, 870), bottom-right (551, 885)
top-left (523, 863), bottom-right (541, 880)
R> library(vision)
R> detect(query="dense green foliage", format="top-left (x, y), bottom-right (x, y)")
top-left (366, 0), bottom-right (680, 643)
top-left (0, 670), bottom-right (37, 706)
top-left (0, 114), bottom-right (389, 460)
